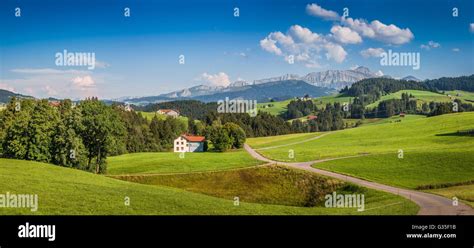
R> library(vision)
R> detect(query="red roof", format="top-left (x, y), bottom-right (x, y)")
top-left (307, 115), bottom-right (317, 120)
top-left (48, 101), bottom-right (61, 107)
top-left (182, 135), bottom-right (205, 142)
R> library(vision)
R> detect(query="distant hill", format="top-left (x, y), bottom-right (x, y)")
top-left (0, 89), bottom-right (33, 103)
top-left (253, 66), bottom-right (383, 89)
top-left (401, 76), bottom-right (421, 82)
top-left (119, 66), bottom-right (383, 105)
top-left (124, 80), bottom-right (334, 105)
top-left (345, 75), bottom-right (474, 98)
top-left (192, 80), bottom-right (332, 103)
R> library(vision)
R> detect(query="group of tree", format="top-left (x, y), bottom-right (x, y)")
top-left (203, 111), bottom-right (293, 137)
top-left (340, 76), bottom-right (474, 118)
top-left (424, 75), bottom-right (474, 92)
top-left (201, 122), bottom-right (246, 152)
top-left (0, 98), bottom-right (125, 174)
top-left (283, 99), bottom-right (317, 119)
top-left (365, 93), bottom-right (417, 118)
top-left (0, 97), bottom-right (250, 173)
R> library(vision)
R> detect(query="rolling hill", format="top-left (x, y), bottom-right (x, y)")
top-left (247, 112), bottom-right (474, 191)
top-left (0, 89), bottom-right (33, 103)
top-left (0, 158), bottom-right (418, 215)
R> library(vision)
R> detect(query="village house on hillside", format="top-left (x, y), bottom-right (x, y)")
top-left (174, 134), bottom-right (206, 152)
top-left (48, 100), bottom-right (61, 107)
top-left (157, 109), bottom-right (179, 117)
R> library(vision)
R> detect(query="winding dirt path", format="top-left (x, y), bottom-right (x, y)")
top-left (244, 144), bottom-right (474, 215)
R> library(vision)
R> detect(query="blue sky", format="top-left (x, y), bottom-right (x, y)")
top-left (0, 0), bottom-right (473, 99)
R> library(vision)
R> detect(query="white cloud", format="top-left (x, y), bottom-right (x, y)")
top-left (3, 68), bottom-right (100, 98)
top-left (324, 43), bottom-right (347, 63)
top-left (269, 31), bottom-right (295, 46)
top-left (43, 85), bottom-right (58, 96)
top-left (197, 72), bottom-right (231, 87)
top-left (470, 23), bottom-right (474, 33)
top-left (360, 48), bottom-right (386, 58)
top-left (289, 25), bottom-right (321, 43)
top-left (420, 41), bottom-right (440, 50)
top-left (260, 37), bottom-right (282, 55)
top-left (306, 3), bottom-right (340, 21)
top-left (305, 4), bottom-right (414, 45)
top-left (72, 75), bottom-right (95, 88)
top-left (260, 4), bottom-right (415, 67)
top-left (452, 48), bottom-right (460, 52)
top-left (330, 25), bottom-right (362, 44)
top-left (343, 18), bottom-right (414, 45)
top-left (260, 25), bottom-right (347, 66)
top-left (0, 83), bottom-right (15, 92)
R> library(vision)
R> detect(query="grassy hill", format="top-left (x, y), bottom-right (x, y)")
top-left (0, 158), bottom-right (418, 215)
top-left (258, 93), bottom-right (352, 117)
top-left (137, 111), bottom-right (188, 123)
top-left (343, 114), bottom-right (426, 128)
top-left (313, 94), bottom-right (354, 108)
top-left (250, 112), bottom-right (474, 162)
top-left (314, 151), bottom-right (474, 189)
top-left (247, 132), bottom-right (323, 149)
top-left (257, 99), bottom-right (291, 116)
top-left (445, 90), bottom-right (474, 102)
top-left (114, 165), bottom-right (417, 212)
top-left (366, 90), bottom-right (454, 109)
top-left (248, 112), bottom-right (474, 191)
top-left (107, 150), bottom-right (262, 175)
top-left (427, 184), bottom-right (474, 208)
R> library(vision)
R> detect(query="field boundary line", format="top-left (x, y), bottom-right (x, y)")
top-left (255, 132), bottom-right (333, 151)
top-left (107, 162), bottom-right (272, 177)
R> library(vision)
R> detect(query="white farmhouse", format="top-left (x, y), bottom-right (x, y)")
top-left (174, 135), bottom-right (206, 152)
top-left (157, 109), bottom-right (180, 117)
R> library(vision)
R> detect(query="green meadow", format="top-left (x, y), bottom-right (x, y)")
top-left (137, 111), bottom-right (188, 123)
top-left (257, 99), bottom-right (291, 116)
top-left (0, 158), bottom-right (418, 215)
top-left (314, 151), bottom-right (474, 189)
top-left (365, 90), bottom-right (452, 109)
top-left (427, 184), bottom-right (474, 208)
top-left (107, 150), bottom-right (262, 175)
top-left (251, 112), bottom-right (474, 162)
top-left (247, 132), bottom-right (323, 149)
top-left (258, 93), bottom-right (353, 117)
top-left (445, 90), bottom-right (474, 102)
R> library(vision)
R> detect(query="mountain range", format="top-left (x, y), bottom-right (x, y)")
top-left (121, 66), bottom-right (386, 105)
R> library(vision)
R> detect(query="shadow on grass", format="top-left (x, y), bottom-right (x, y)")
top-left (435, 130), bottom-right (474, 137)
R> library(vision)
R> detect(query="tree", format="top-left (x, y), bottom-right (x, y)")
top-left (78, 98), bottom-right (126, 174)
top-left (2, 98), bottom-right (35, 159)
top-left (223, 122), bottom-right (246, 149)
top-left (24, 100), bottom-right (59, 162)
top-left (210, 127), bottom-right (232, 152)
top-left (51, 100), bottom-right (88, 169)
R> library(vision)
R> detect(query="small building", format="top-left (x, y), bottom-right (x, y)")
top-left (124, 105), bottom-right (133, 112)
top-left (174, 135), bottom-right (206, 152)
top-left (157, 109), bottom-right (180, 118)
top-left (399, 112), bottom-right (405, 117)
top-left (307, 115), bottom-right (317, 121)
top-left (48, 101), bottom-right (61, 107)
